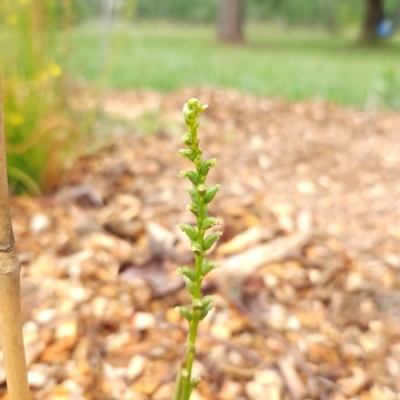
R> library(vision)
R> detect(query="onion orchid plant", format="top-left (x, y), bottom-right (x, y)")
top-left (173, 99), bottom-right (222, 400)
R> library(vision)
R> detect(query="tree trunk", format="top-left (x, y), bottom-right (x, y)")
top-left (217, 0), bottom-right (244, 43)
top-left (362, 0), bottom-right (384, 42)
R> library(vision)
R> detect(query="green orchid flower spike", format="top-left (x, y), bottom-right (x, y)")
top-left (173, 99), bottom-right (222, 400)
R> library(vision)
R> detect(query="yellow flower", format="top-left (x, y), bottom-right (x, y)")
top-left (49, 62), bottom-right (62, 78)
top-left (9, 113), bottom-right (24, 126)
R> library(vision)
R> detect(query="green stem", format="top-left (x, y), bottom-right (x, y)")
top-left (172, 367), bottom-right (183, 400)
top-left (174, 99), bottom-right (218, 400)
top-left (181, 194), bottom-right (205, 400)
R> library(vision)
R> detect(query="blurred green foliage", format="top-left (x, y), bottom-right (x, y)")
top-left (132, 0), bottom-right (400, 30)
top-left (70, 0), bottom-right (102, 23)
top-left (69, 0), bottom-right (136, 24)
top-left (38, 0), bottom-right (399, 30)
top-left (0, 0), bottom-right (75, 194)
top-left (0, 0), bottom-right (135, 194)
top-left (136, 0), bottom-right (216, 23)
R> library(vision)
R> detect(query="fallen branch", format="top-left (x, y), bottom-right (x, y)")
top-left (214, 231), bottom-right (313, 287)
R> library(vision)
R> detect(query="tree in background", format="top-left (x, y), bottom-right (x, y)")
top-left (215, 0), bottom-right (390, 45)
top-left (362, 0), bottom-right (384, 41)
top-left (217, 0), bottom-right (244, 43)
top-left (133, 0), bottom-right (395, 45)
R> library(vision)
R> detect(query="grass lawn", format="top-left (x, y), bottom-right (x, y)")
top-left (69, 22), bottom-right (400, 107)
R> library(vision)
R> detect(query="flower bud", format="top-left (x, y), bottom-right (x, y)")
top-left (200, 259), bottom-right (219, 276)
top-left (194, 150), bottom-right (203, 164)
top-left (201, 158), bottom-right (219, 176)
top-left (202, 217), bottom-right (220, 230)
top-left (183, 99), bottom-right (208, 127)
top-left (191, 242), bottom-right (202, 254)
top-left (184, 276), bottom-right (195, 295)
top-left (178, 170), bottom-right (199, 185)
top-left (197, 184), bottom-right (206, 195)
top-left (199, 304), bottom-right (212, 320)
top-left (203, 231), bottom-right (223, 251)
top-left (176, 267), bottom-right (197, 281)
top-left (178, 149), bottom-right (196, 161)
top-left (187, 187), bottom-right (199, 204)
top-left (177, 223), bottom-right (198, 241)
top-left (200, 261), bottom-right (221, 277)
top-left (186, 203), bottom-right (198, 216)
top-left (192, 299), bottom-right (203, 310)
top-left (204, 184), bottom-right (222, 204)
top-left (183, 108), bottom-right (195, 127)
top-left (181, 133), bottom-right (193, 145)
top-left (200, 295), bottom-right (214, 309)
top-left (187, 97), bottom-right (206, 109)
top-left (183, 98), bottom-right (208, 117)
top-left (175, 306), bottom-right (193, 322)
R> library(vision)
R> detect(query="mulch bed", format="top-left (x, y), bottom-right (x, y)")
top-left (2, 87), bottom-right (400, 400)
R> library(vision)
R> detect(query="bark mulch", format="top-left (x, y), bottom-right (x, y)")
top-left (2, 87), bottom-right (400, 400)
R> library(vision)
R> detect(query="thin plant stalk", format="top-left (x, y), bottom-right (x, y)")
top-left (173, 99), bottom-right (222, 400)
top-left (0, 82), bottom-right (31, 400)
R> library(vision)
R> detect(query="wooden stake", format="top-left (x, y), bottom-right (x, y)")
top-left (0, 81), bottom-right (31, 399)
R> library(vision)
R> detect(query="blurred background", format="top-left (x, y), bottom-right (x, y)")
top-left (1, 0), bottom-right (400, 194)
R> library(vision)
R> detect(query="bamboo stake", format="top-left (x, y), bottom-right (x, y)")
top-left (0, 81), bottom-right (31, 399)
